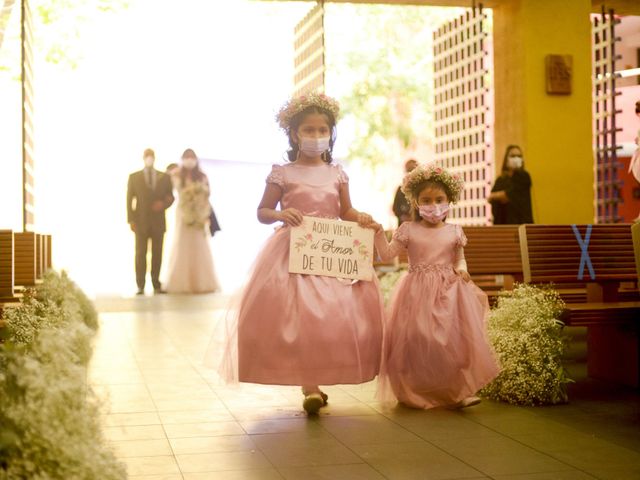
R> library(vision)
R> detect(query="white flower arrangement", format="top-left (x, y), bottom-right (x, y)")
top-left (480, 284), bottom-right (572, 406)
top-left (276, 92), bottom-right (340, 131)
top-left (0, 271), bottom-right (126, 479)
top-left (180, 181), bottom-right (211, 230)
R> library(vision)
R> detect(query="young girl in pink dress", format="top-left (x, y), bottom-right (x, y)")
top-left (374, 164), bottom-right (500, 409)
top-left (219, 93), bottom-right (384, 414)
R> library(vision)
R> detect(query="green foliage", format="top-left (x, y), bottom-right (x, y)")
top-left (0, 0), bottom-right (129, 75)
top-left (0, 271), bottom-right (125, 480)
top-left (33, 0), bottom-right (129, 68)
top-left (481, 284), bottom-right (573, 406)
top-left (327, 5), bottom-right (462, 167)
top-left (34, 270), bottom-right (99, 331)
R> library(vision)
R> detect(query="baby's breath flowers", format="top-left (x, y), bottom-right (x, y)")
top-left (402, 163), bottom-right (465, 204)
top-left (276, 92), bottom-right (340, 131)
top-left (0, 271), bottom-right (126, 479)
top-left (180, 181), bottom-right (211, 230)
top-left (480, 284), bottom-right (572, 406)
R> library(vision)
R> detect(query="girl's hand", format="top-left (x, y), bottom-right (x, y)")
top-left (279, 208), bottom-right (304, 226)
top-left (456, 269), bottom-right (471, 282)
top-left (357, 212), bottom-right (375, 229)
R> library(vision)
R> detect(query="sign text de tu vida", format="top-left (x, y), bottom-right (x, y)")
top-left (289, 216), bottom-right (374, 282)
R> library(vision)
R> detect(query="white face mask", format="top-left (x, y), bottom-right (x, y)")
top-left (144, 156), bottom-right (154, 168)
top-left (299, 136), bottom-right (330, 157)
top-left (182, 158), bottom-right (197, 170)
top-left (508, 156), bottom-right (523, 169)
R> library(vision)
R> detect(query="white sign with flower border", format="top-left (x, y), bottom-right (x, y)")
top-left (289, 216), bottom-right (374, 281)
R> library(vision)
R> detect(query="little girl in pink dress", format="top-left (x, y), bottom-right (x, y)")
top-left (215, 93), bottom-right (384, 415)
top-left (374, 164), bottom-right (500, 409)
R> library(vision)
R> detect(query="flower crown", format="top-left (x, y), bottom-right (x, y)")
top-left (401, 163), bottom-right (465, 204)
top-left (276, 92), bottom-right (340, 130)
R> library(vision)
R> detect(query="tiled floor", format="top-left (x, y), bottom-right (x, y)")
top-left (91, 295), bottom-right (640, 480)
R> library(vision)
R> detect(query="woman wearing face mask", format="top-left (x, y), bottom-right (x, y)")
top-left (487, 145), bottom-right (534, 224)
top-left (164, 149), bottom-right (220, 294)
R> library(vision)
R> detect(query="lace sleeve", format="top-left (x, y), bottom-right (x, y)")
top-left (374, 222), bottom-right (409, 261)
top-left (266, 164), bottom-right (285, 188)
top-left (336, 164), bottom-right (349, 184)
top-left (454, 225), bottom-right (468, 272)
top-left (455, 224), bottom-right (468, 248)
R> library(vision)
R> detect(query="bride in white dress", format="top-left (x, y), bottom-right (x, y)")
top-left (165, 149), bottom-right (220, 294)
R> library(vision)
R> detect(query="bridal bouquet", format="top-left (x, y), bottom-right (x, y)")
top-left (180, 182), bottom-right (211, 229)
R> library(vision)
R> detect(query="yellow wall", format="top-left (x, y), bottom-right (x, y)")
top-left (493, 0), bottom-right (594, 224)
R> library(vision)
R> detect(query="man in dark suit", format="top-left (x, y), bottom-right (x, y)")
top-left (127, 148), bottom-right (174, 295)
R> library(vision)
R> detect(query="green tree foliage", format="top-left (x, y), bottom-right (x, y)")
top-left (0, 0), bottom-right (128, 75)
top-left (326, 4), bottom-right (462, 167)
top-left (33, 0), bottom-right (129, 67)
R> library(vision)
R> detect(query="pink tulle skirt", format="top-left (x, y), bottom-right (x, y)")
top-left (212, 226), bottom-right (384, 387)
top-left (377, 266), bottom-right (500, 409)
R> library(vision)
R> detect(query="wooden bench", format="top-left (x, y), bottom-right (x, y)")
top-left (0, 230), bottom-right (21, 318)
top-left (44, 234), bottom-right (52, 271)
top-left (464, 226), bottom-right (522, 302)
top-left (14, 231), bottom-right (38, 288)
top-left (519, 223), bottom-right (640, 387)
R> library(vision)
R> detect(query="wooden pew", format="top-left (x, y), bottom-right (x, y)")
top-left (36, 233), bottom-right (44, 280)
top-left (0, 230), bottom-right (21, 317)
top-left (44, 234), bottom-right (52, 270)
top-left (519, 224), bottom-right (640, 387)
top-left (14, 231), bottom-right (38, 288)
top-left (464, 226), bottom-right (522, 302)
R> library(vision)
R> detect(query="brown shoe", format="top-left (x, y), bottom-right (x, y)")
top-left (303, 393), bottom-right (324, 415)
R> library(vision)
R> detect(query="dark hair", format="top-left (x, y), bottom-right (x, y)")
top-left (179, 148), bottom-right (206, 186)
top-left (501, 144), bottom-right (524, 175)
top-left (410, 179), bottom-right (451, 221)
top-left (285, 106), bottom-right (337, 163)
top-left (635, 100), bottom-right (640, 114)
top-left (405, 158), bottom-right (418, 172)
top-left (143, 148), bottom-right (155, 158)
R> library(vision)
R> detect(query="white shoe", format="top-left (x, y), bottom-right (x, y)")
top-left (453, 396), bottom-right (481, 409)
top-left (303, 393), bottom-right (324, 415)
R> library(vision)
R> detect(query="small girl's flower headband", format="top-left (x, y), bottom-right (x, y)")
top-left (401, 163), bottom-right (465, 204)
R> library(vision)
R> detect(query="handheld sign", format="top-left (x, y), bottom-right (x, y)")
top-left (289, 216), bottom-right (374, 281)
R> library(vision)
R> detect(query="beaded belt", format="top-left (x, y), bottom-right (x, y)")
top-left (408, 263), bottom-right (454, 274)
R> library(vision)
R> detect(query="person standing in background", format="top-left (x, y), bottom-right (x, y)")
top-left (488, 145), bottom-right (534, 224)
top-left (127, 148), bottom-right (174, 295)
top-left (164, 149), bottom-right (220, 294)
top-left (392, 159), bottom-right (418, 226)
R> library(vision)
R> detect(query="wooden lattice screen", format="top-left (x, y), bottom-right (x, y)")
top-left (293, 1), bottom-right (324, 96)
top-left (592, 7), bottom-right (622, 223)
top-left (433, 4), bottom-right (492, 225)
top-left (21, 0), bottom-right (35, 231)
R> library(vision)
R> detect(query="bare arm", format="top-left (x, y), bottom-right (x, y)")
top-left (338, 183), bottom-right (376, 228)
top-left (257, 183), bottom-right (303, 226)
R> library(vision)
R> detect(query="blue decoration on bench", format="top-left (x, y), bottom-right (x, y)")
top-left (571, 224), bottom-right (595, 280)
